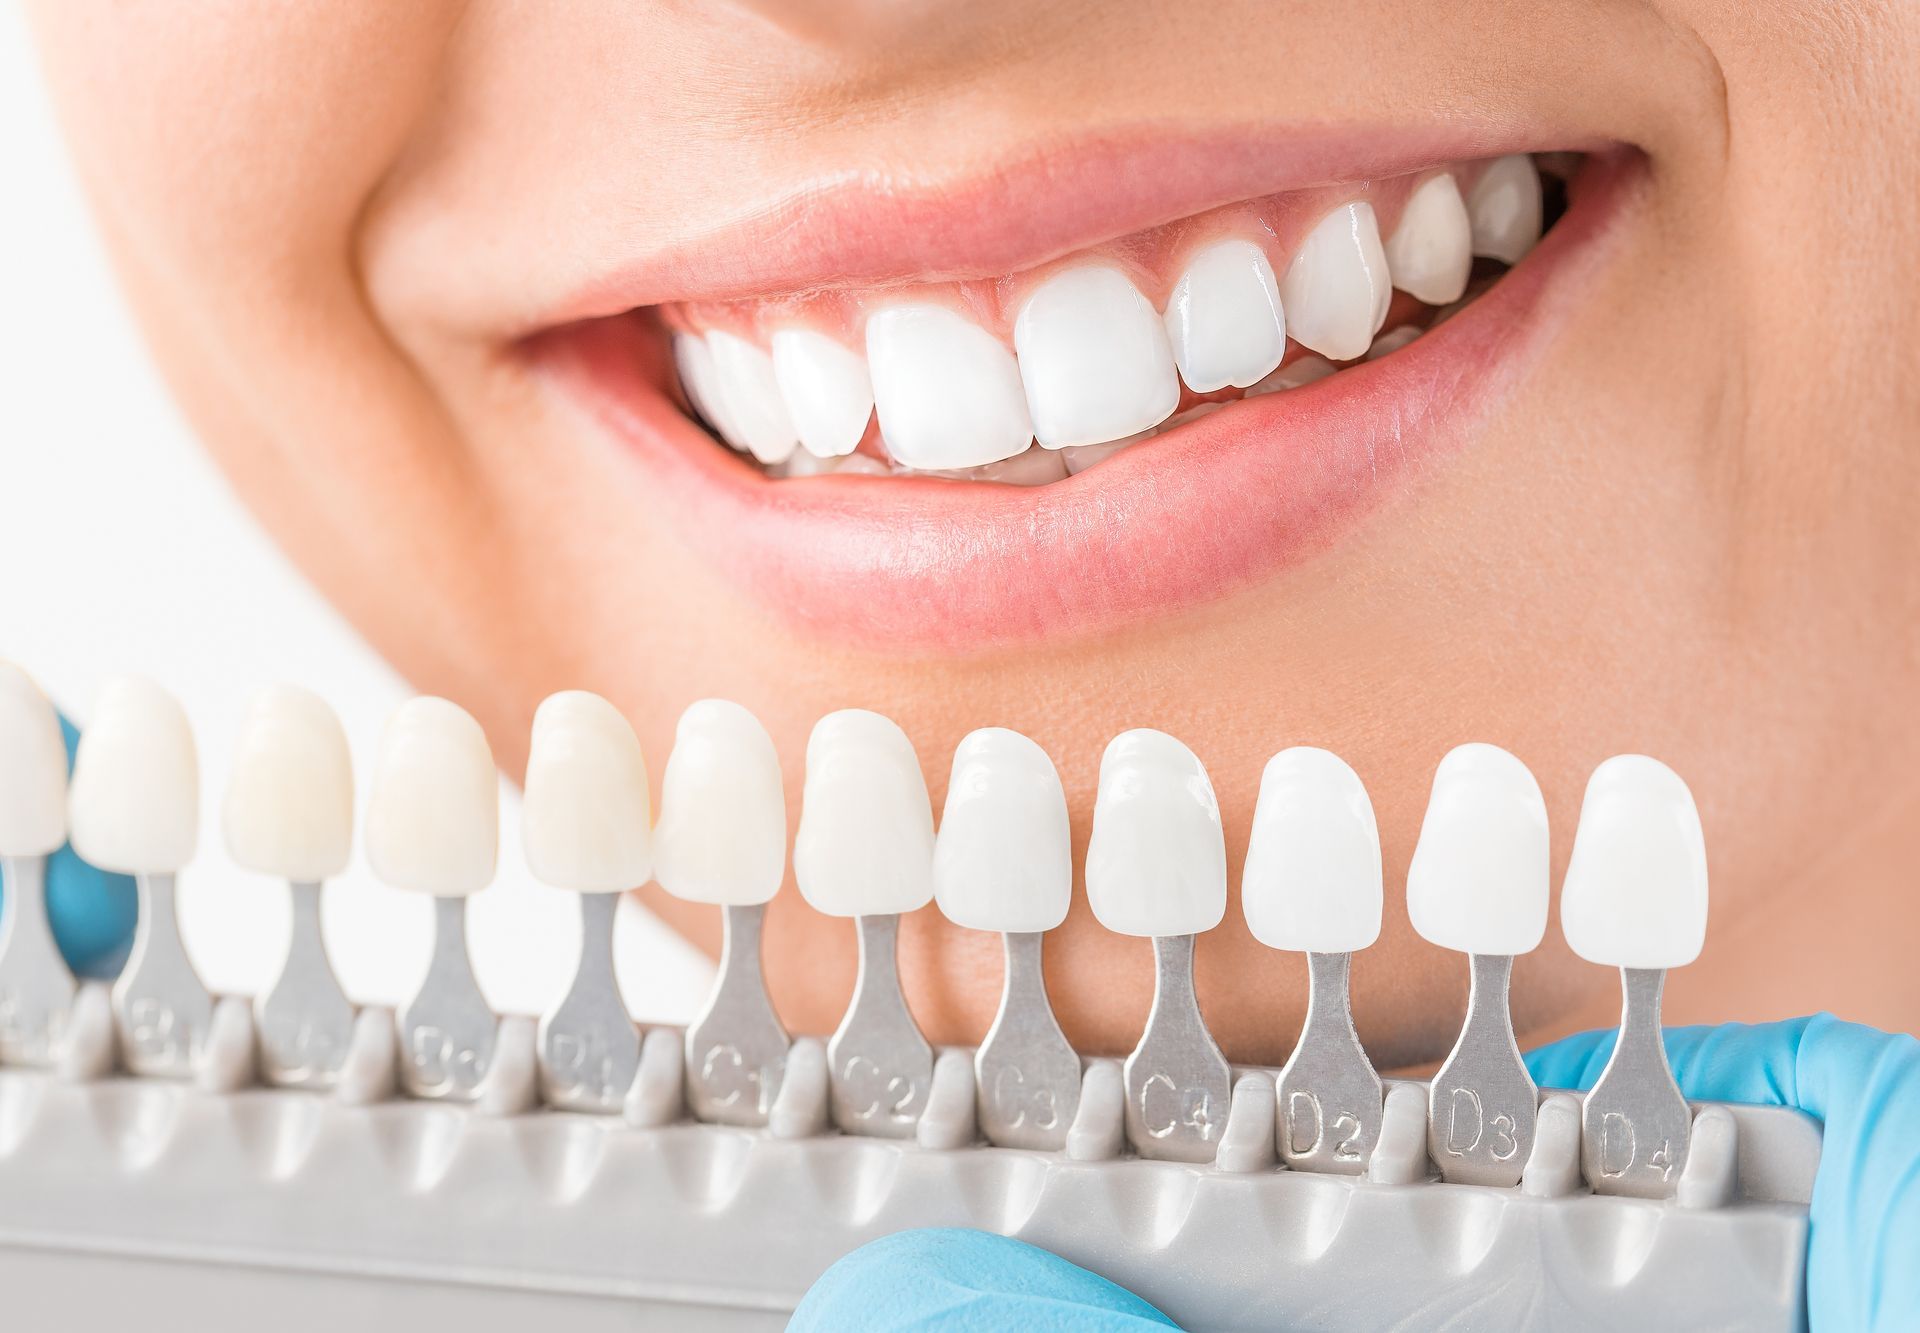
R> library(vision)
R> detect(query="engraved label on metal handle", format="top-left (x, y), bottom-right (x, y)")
top-left (826, 913), bottom-right (932, 1138)
top-left (1428, 952), bottom-right (1536, 1186)
top-left (1581, 966), bottom-right (1691, 1198)
top-left (397, 897), bottom-right (496, 1101)
top-left (1274, 951), bottom-right (1383, 1174)
top-left (686, 904), bottom-right (789, 1126)
top-left (256, 881), bottom-right (356, 1089)
top-left (975, 931), bottom-right (1081, 1151)
top-left (538, 891), bottom-right (640, 1113)
top-left (112, 872), bottom-right (214, 1079)
top-left (0, 856), bottom-right (76, 1066)
top-left (1123, 933), bottom-right (1232, 1163)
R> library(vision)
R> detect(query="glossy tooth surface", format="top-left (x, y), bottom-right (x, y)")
top-left (1163, 239), bottom-right (1287, 392)
top-left (771, 328), bottom-right (874, 459)
top-left (223, 684), bottom-right (353, 883)
top-left (364, 697), bottom-right (498, 897)
top-left (1241, 747), bottom-right (1382, 953)
top-left (1015, 266), bottom-right (1179, 450)
top-left (67, 676), bottom-right (198, 875)
top-left (1278, 203), bottom-right (1391, 362)
top-left (793, 709), bottom-right (934, 918)
top-left (1245, 355), bottom-right (1336, 396)
top-left (0, 662), bottom-right (68, 857)
top-left (707, 331), bottom-right (799, 465)
top-left (673, 332), bottom-right (735, 445)
top-left (1085, 729), bottom-right (1226, 937)
top-left (523, 691), bottom-right (652, 893)
top-left (1560, 755), bottom-right (1708, 969)
top-left (867, 303), bottom-right (1032, 469)
top-left (653, 699), bottom-right (785, 907)
top-left (1385, 174), bottom-right (1473, 306)
top-left (932, 728), bottom-right (1072, 934)
top-left (1468, 155), bottom-right (1543, 265)
top-left (1406, 743), bottom-right (1549, 955)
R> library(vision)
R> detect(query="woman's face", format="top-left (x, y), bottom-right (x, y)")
top-left (27, 1), bottom-right (1920, 1063)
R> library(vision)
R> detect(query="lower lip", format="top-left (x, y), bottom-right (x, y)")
top-left (533, 153), bottom-right (1640, 655)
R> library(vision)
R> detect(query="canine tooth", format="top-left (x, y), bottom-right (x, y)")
top-left (1246, 356), bottom-right (1337, 396)
top-left (225, 684), bottom-right (356, 1088)
top-left (1367, 325), bottom-right (1423, 359)
top-left (794, 709), bottom-right (934, 1137)
top-left (0, 663), bottom-right (77, 1066)
top-left (1163, 239), bottom-right (1287, 392)
top-left (1386, 174), bottom-right (1473, 306)
top-left (1468, 155), bottom-right (1543, 264)
top-left (707, 331), bottom-right (800, 465)
top-left (1087, 729), bottom-right (1231, 1162)
top-left (1407, 743), bottom-right (1549, 1186)
top-left (673, 332), bottom-right (736, 444)
top-left (1014, 266), bottom-right (1179, 449)
top-left (867, 303), bottom-right (1032, 469)
top-left (772, 328), bottom-right (874, 459)
top-left (366, 696), bottom-right (500, 1102)
top-left (1279, 203), bottom-right (1391, 361)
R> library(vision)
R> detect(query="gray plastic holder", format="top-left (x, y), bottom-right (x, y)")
top-left (0, 984), bottom-right (1818, 1330)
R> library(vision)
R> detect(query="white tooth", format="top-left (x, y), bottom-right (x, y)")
top-left (522, 691), bottom-right (652, 893)
top-left (1241, 747), bottom-right (1382, 953)
top-left (928, 447), bottom-right (1071, 486)
top-left (1085, 729), bottom-right (1226, 937)
top-left (1278, 203), bottom-right (1392, 362)
top-left (66, 675), bottom-right (198, 874)
top-left (1014, 266), bottom-right (1179, 450)
top-left (793, 709), bottom-right (934, 918)
top-left (1405, 743), bottom-right (1549, 955)
top-left (364, 697), bottom-right (498, 897)
top-left (867, 303), bottom-right (1032, 469)
top-left (1467, 155), bottom-right (1543, 265)
top-left (1245, 355), bottom-right (1336, 396)
top-left (1367, 325), bottom-right (1423, 360)
top-left (1060, 430), bottom-right (1152, 476)
top-left (0, 662), bottom-right (69, 858)
top-left (706, 331), bottom-right (800, 465)
top-left (673, 332), bottom-right (736, 445)
top-left (1163, 239), bottom-right (1287, 392)
top-left (223, 684), bottom-right (354, 883)
top-left (1559, 755), bottom-right (1708, 969)
top-left (932, 728), bottom-right (1071, 934)
top-left (834, 454), bottom-right (891, 476)
top-left (771, 328), bottom-right (874, 459)
top-left (653, 699), bottom-right (785, 907)
top-left (1385, 175), bottom-right (1473, 306)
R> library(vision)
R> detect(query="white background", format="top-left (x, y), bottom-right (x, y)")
top-left (0, 10), bottom-right (713, 1022)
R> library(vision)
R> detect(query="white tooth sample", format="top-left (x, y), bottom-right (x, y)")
top-left (365, 697), bottom-right (498, 897)
top-left (1278, 203), bottom-right (1392, 362)
top-left (933, 728), bottom-right (1071, 934)
top-left (1014, 266), bottom-right (1180, 450)
top-left (654, 699), bottom-right (786, 908)
top-left (523, 691), bottom-right (652, 893)
top-left (67, 675), bottom-right (198, 875)
top-left (706, 330), bottom-right (800, 465)
top-left (1560, 755), bottom-right (1707, 970)
top-left (1085, 729), bottom-right (1226, 937)
top-left (1385, 174), bottom-right (1473, 306)
top-left (1163, 239), bottom-right (1287, 392)
top-left (1241, 747), bottom-right (1381, 953)
top-left (1406, 742), bottom-right (1550, 956)
top-left (224, 684), bottom-right (353, 883)
top-left (673, 332), bottom-right (736, 445)
top-left (793, 709), bottom-right (934, 918)
top-left (0, 663), bottom-right (76, 1067)
top-left (1468, 155), bottom-right (1543, 264)
top-left (771, 328), bottom-right (873, 459)
top-left (867, 303), bottom-right (1032, 469)
top-left (0, 662), bottom-right (68, 857)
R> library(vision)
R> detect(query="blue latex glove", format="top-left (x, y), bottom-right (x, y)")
top-left (1528, 1016), bottom-right (1920, 1332)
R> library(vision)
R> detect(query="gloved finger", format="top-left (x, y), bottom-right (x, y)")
top-left (790, 1228), bottom-right (1181, 1332)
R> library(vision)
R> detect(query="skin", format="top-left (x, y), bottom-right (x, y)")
top-left (25, 0), bottom-right (1920, 1069)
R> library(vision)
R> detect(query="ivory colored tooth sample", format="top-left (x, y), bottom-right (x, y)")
top-left (0, 662), bottom-right (78, 1065)
top-left (1241, 746), bottom-right (1384, 1173)
top-left (1406, 742), bottom-right (1550, 1186)
top-left (366, 696), bottom-right (500, 1102)
top-left (524, 691), bottom-right (650, 1113)
top-left (655, 699), bottom-right (791, 1126)
top-left (224, 684), bottom-right (357, 1088)
top-left (793, 709), bottom-right (934, 1138)
top-left (1086, 729), bottom-right (1232, 1163)
top-left (933, 727), bottom-right (1079, 1150)
top-left (1560, 754), bottom-right (1709, 1198)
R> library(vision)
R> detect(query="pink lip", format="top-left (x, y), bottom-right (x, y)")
top-left (530, 151), bottom-right (1641, 655)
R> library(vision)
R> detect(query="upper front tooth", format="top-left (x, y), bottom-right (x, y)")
top-left (652, 699), bottom-right (786, 907)
top-left (1241, 747), bottom-right (1382, 953)
top-left (771, 328), bottom-right (874, 459)
top-left (793, 709), bottom-right (934, 918)
top-left (1085, 729), bottom-right (1226, 937)
top-left (866, 303), bottom-right (1033, 470)
top-left (1279, 203), bottom-right (1392, 362)
top-left (1405, 743), bottom-right (1549, 955)
top-left (0, 662), bottom-right (69, 858)
top-left (1467, 155), bottom-right (1543, 264)
top-left (1559, 755), bottom-right (1708, 969)
top-left (223, 684), bottom-right (354, 883)
top-left (522, 691), bottom-right (652, 893)
top-left (673, 333), bottom-right (735, 444)
top-left (67, 675), bottom-right (198, 875)
top-left (932, 728), bottom-right (1072, 934)
top-left (1163, 239), bottom-right (1287, 393)
top-left (1385, 175), bottom-right (1473, 306)
top-left (706, 331), bottom-right (800, 465)
top-left (364, 697), bottom-right (499, 897)
top-left (1014, 266), bottom-right (1179, 450)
